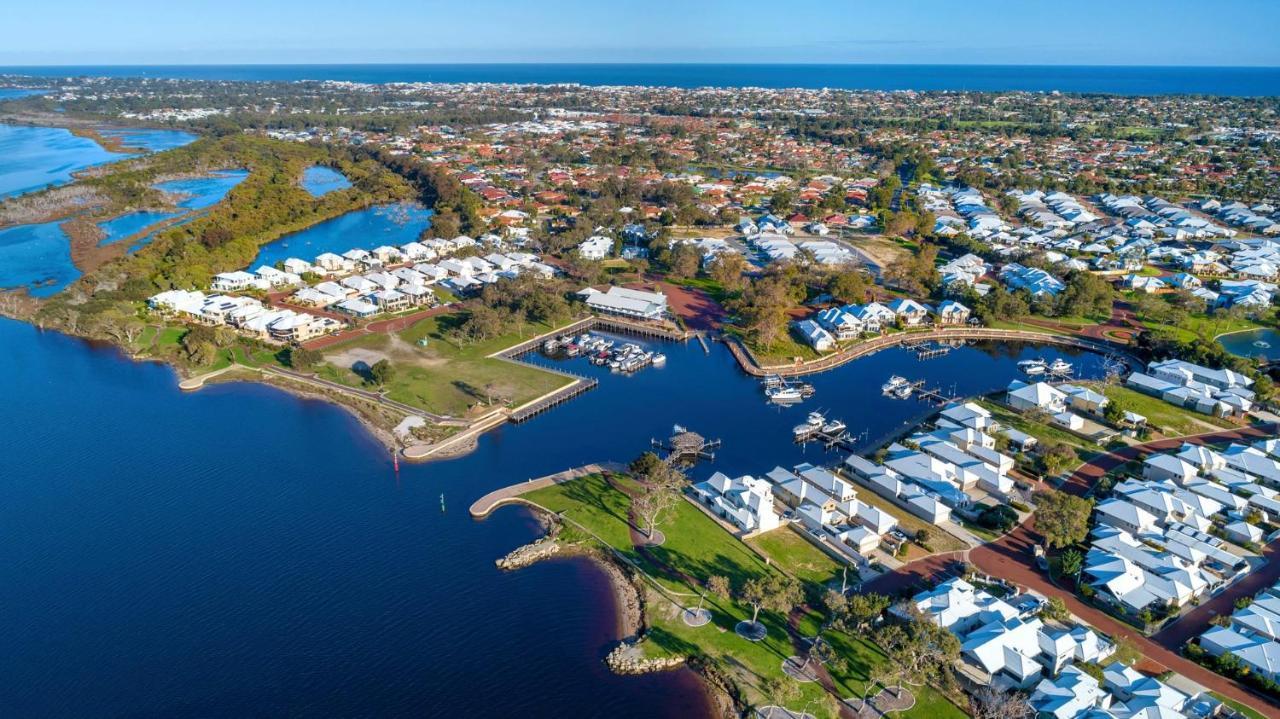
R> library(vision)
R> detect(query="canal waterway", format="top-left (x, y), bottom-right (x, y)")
top-left (0, 314), bottom-right (1110, 717)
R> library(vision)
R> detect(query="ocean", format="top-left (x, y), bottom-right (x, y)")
top-left (2, 63), bottom-right (1278, 96)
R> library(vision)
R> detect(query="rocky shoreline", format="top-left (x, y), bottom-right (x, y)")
top-left (494, 506), bottom-right (737, 718)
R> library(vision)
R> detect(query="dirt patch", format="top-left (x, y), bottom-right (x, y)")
top-left (326, 346), bottom-right (391, 372)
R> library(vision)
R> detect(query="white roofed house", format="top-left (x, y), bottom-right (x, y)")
top-left (1142, 454), bottom-right (1199, 484)
top-left (370, 289), bottom-right (409, 313)
top-left (211, 270), bottom-right (257, 292)
top-left (577, 235), bottom-right (613, 260)
top-left (934, 299), bottom-right (971, 325)
top-left (314, 252), bottom-right (353, 273)
top-left (1006, 380), bottom-right (1068, 414)
top-left (886, 297), bottom-right (931, 326)
top-left (577, 286), bottom-right (668, 321)
top-left (690, 472), bottom-right (782, 534)
top-left (1029, 665), bottom-right (1110, 719)
top-left (282, 258), bottom-right (314, 276)
top-left (793, 319), bottom-right (835, 351)
top-left (1094, 498), bottom-right (1159, 535)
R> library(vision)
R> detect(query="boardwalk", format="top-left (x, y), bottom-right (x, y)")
top-left (725, 327), bottom-right (1139, 378)
top-left (468, 462), bottom-right (627, 518)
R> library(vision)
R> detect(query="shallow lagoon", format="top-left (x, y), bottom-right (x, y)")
top-left (0, 221), bottom-right (80, 296)
top-left (1220, 328), bottom-right (1280, 363)
top-left (98, 127), bottom-right (198, 152)
top-left (96, 210), bottom-right (182, 246)
top-left (155, 170), bottom-right (249, 210)
top-left (300, 165), bottom-right (352, 197)
top-left (0, 124), bottom-right (127, 199)
top-left (250, 201), bottom-right (433, 269)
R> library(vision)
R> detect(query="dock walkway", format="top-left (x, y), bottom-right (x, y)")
top-left (469, 462), bottom-right (627, 518)
top-left (726, 327), bottom-right (1140, 378)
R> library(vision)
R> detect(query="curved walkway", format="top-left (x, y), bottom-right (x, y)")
top-left (468, 462), bottom-right (626, 517)
top-left (726, 327), bottom-right (1139, 378)
top-left (867, 423), bottom-right (1280, 717)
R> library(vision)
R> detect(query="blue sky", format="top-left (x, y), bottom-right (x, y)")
top-left (6, 0), bottom-right (1279, 66)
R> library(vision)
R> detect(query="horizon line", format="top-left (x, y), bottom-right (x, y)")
top-left (1, 61), bottom-right (1279, 70)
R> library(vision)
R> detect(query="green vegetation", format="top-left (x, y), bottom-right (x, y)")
top-left (523, 473), bottom-right (965, 719)
top-left (315, 312), bottom-right (573, 417)
top-left (1209, 692), bottom-right (1270, 719)
top-left (1098, 385), bottom-right (1234, 434)
top-left (748, 526), bottom-right (844, 587)
top-left (35, 134), bottom-right (415, 344)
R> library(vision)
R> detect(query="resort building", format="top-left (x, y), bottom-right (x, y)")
top-left (578, 286), bottom-right (668, 321)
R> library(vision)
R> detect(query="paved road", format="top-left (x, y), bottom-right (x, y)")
top-left (865, 423), bottom-right (1280, 716)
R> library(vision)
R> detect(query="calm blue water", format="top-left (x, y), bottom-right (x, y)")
top-left (0, 123), bottom-right (127, 199)
top-left (250, 201), bottom-right (433, 269)
top-left (98, 127), bottom-right (198, 152)
top-left (155, 170), bottom-right (249, 210)
top-left (0, 317), bottom-right (711, 719)
top-left (301, 165), bottom-right (352, 197)
top-left (96, 210), bottom-right (182, 246)
top-left (2, 64), bottom-right (1279, 95)
top-left (0, 87), bottom-right (48, 101)
top-left (0, 314), bottom-right (1108, 717)
top-left (0, 220), bottom-right (79, 296)
top-left (1220, 328), bottom-right (1280, 363)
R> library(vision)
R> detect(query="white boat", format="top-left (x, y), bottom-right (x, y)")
top-left (767, 386), bottom-right (803, 402)
top-left (881, 375), bottom-right (908, 394)
top-left (893, 384), bottom-right (913, 399)
top-left (821, 419), bottom-right (847, 434)
top-left (1049, 358), bottom-right (1073, 374)
top-left (1018, 359), bottom-right (1047, 375)
top-left (652, 353), bottom-right (666, 365)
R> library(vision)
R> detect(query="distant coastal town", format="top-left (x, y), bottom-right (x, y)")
top-left (0, 71), bottom-right (1278, 719)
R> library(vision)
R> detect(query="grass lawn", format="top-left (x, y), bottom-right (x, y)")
top-left (748, 526), bottom-right (845, 589)
top-left (1209, 692), bottom-right (1269, 719)
top-left (315, 312), bottom-right (574, 417)
top-left (155, 326), bottom-right (186, 349)
top-left (1149, 315), bottom-right (1268, 344)
top-left (1098, 385), bottom-right (1234, 434)
top-left (522, 473), bottom-right (963, 719)
top-left (986, 319), bottom-right (1070, 335)
top-left (977, 400), bottom-right (1102, 455)
top-left (725, 326), bottom-right (823, 366)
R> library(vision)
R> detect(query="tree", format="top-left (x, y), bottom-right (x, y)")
top-left (368, 359), bottom-right (394, 386)
top-left (827, 269), bottom-right (870, 304)
top-left (759, 675), bottom-right (798, 712)
top-left (740, 575), bottom-right (802, 628)
top-left (287, 346), bottom-right (322, 371)
top-left (666, 242), bottom-right (702, 279)
top-left (845, 593), bottom-right (891, 632)
top-left (628, 452), bottom-right (665, 480)
top-left (707, 575), bottom-right (731, 599)
top-left (632, 481), bottom-right (679, 540)
top-left (1034, 489), bottom-right (1093, 549)
top-left (1039, 441), bottom-right (1077, 476)
top-left (1059, 548), bottom-right (1084, 577)
top-left (707, 252), bottom-right (748, 291)
top-left (1040, 597), bottom-right (1070, 623)
top-left (970, 687), bottom-right (1031, 719)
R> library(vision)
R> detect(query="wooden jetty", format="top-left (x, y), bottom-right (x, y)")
top-left (652, 425), bottom-right (721, 465)
top-left (509, 377), bottom-right (599, 423)
top-left (695, 333), bottom-right (710, 354)
top-left (885, 376), bottom-right (956, 406)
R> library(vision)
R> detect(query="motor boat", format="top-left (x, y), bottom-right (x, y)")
top-left (767, 386), bottom-right (804, 403)
top-left (881, 375), bottom-right (909, 394)
top-left (1018, 359), bottom-right (1047, 375)
top-left (893, 384), bottom-right (913, 399)
top-left (1048, 358), bottom-right (1073, 374)
top-left (821, 418), bottom-right (847, 434)
top-left (652, 353), bottom-right (666, 365)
